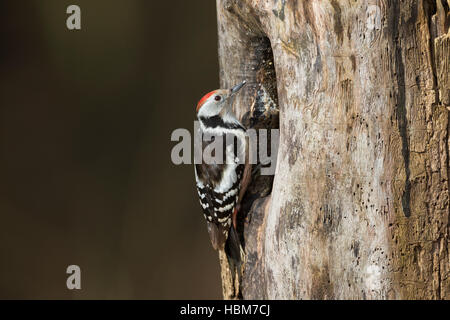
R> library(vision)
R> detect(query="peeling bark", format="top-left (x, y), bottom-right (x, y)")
top-left (217, 0), bottom-right (450, 299)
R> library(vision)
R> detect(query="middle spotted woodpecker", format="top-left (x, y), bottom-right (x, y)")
top-left (194, 80), bottom-right (251, 256)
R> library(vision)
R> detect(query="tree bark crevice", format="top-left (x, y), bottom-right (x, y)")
top-left (217, 0), bottom-right (450, 299)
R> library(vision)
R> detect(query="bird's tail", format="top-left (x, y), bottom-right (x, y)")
top-left (225, 225), bottom-right (245, 286)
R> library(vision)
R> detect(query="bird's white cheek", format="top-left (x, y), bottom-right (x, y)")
top-left (198, 102), bottom-right (220, 118)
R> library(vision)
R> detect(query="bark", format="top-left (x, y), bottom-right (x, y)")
top-left (216, 0), bottom-right (450, 299)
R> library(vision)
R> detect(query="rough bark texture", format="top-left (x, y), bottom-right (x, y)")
top-left (217, 0), bottom-right (450, 299)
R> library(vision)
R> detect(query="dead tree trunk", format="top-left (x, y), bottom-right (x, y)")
top-left (216, 0), bottom-right (450, 299)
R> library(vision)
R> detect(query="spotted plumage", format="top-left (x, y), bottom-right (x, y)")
top-left (195, 139), bottom-right (244, 249)
top-left (194, 81), bottom-right (250, 251)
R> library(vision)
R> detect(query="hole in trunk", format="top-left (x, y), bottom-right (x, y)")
top-left (238, 35), bottom-right (279, 245)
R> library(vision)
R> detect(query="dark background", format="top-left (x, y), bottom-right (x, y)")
top-left (0, 0), bottom-right (221, 299)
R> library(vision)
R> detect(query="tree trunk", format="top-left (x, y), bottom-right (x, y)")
top-left (216, 0), bottom-right (450, 299)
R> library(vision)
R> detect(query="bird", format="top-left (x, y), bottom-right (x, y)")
top-left (194, 80), bottom-right (251, 260)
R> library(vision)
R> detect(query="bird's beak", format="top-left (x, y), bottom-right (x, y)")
top-left (230, 80), bottom-right (246, 95)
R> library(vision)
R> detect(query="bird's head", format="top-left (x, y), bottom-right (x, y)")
top-left (196, 81), bottom-right (246, 118)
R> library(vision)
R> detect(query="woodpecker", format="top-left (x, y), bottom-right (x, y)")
top-left (194, 81), bottom-right (251, 254)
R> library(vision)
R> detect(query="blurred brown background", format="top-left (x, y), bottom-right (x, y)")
top-left (0, 0), bottom-right (221, 299)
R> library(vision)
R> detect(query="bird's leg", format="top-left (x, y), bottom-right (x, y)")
top-left (232, 206), bottom-right (239, 230)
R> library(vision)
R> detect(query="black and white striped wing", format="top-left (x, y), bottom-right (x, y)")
top-left (195, 161), bottom-right (243, 250)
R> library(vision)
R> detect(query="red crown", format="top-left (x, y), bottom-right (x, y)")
top-left (196, 90), bottom-right (216, 112)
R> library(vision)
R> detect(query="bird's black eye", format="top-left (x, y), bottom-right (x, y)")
top-left (214, 95), bottom-right (221, 101)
